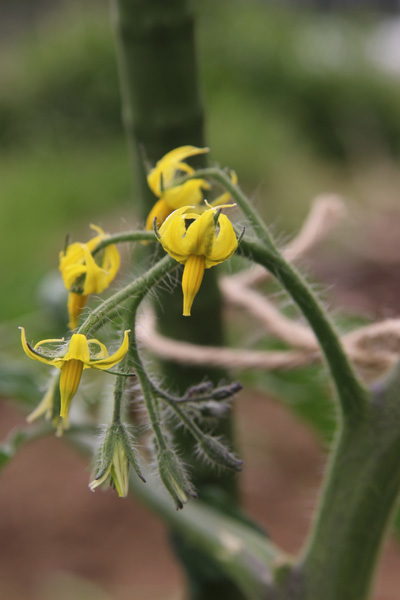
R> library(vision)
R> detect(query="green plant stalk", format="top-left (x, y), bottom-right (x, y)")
top-left (179, 167), bottom-right (369, 416)
top-left (126, 297), bottom-right (170, 457)
top-left (110, 0), bottom-right (229, 394)
top-left (297, 364), bottom-right (400, 600)
top-left (175, 167), bottom-right (276, 250)
top-left (78, 254), bottom-right (175, 336)
top-left (93, 230), bottom-right (156, 254)
top-left (234, 232), bottom-right (400, 599)
top-left (111, 372), bottom-right (125, 424)
top-left (110, 2), bottom-right (244, 597)
top-left (241, 238), bottom-right (368, 420)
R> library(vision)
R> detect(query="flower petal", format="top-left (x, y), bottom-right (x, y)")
top-left (206, 214), bottom-right (238, 266)
top-left (182, 209), bottom-right (215, 256)
top-left (19, 327), bottom-right (58, 366)
top-left (162, 179), bottom-right (210, 210)
top-left (147, 146), bottom-right (209, 196)
top-left (59, 359), bottom-right (84, 418)
top-left (145, 198), bottom-right (172, 230)
top-left (63, 333), bottom-right (91, 364)
top-left (182, 255), bottom-right (205, 316)
top-left (88, 339), bottom-right (108, 359)
top-left (90, 330), bottom-right (130, 370)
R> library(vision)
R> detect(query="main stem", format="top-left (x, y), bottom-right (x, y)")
top-left (110, 2), bottom-right (245, 598)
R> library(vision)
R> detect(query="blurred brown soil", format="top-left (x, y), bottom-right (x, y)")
top-left (0, 387), bottom-right (399, 600)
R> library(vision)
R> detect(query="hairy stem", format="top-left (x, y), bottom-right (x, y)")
top-left (77, 254), bottom-right (175, 336)
top-left (93, 230), bottom-right (156, 254)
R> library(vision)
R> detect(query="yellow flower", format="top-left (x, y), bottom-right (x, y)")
top-left (20, 327), bottom-right (130, 419)
top-left (89, 438), bottom-right (130, 498)
top-left (146, 145), bottom-right (211, 229)
top-left (59, 225), bottom-right (120, 329)
top-left (158, 204), bottom-right (238, 316)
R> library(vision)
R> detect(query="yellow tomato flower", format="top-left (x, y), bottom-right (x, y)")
top-left (20, 327), bottom-right (130, 419)
top-left (158, 204), bottom-right (238, 316)
top-left (59, 225), bottom-right (120, 329)
top-left (146, 145), bottom-right (211, 229)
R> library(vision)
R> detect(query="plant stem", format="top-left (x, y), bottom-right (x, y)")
top-left (93, 230), bottom-right (156, 254)
top-left (297, 364), bottom-right (400, 600)
top-left (240, 237), bottom-right (368, 420)
top-left (176, 167), bottom-right (276, 248)
top-left (111, 2), bottom-right (245, 596)
top-left (77, 254), bottom-right (175, 336)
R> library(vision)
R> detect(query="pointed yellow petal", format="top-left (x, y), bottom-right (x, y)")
top-left (59, 359), bottom-right (84, 418)
top-left (183, 209), bottom-right (215, 256)
top-left (59, 242), bottom-right (87, 290)
top-left (147, 146), bottom-right (209, 195)
top-left (158, 210), bottom-right (192, 263)
top-left (89, 224), bottom-right (105, 236)
top-left (79, 244), bottom-right (119, 295)
top-left (63, 334), bottom-right (91, 363)
top-left (157, 145), bottom-right (209, 167)
top-left (146, 199), bottom-right (173, 230)
top-left (206, 213), bottom-right (238, 266)
top-left (86, 225), bottom-right (106, 252)
top-left (88, 339), bottom-right (108, 359)
top-left (19, 327), bottom-right (56, 366)
top-left (80, 246), bottom-right (103, 294)
top-left (162, 179), bottom-right (210, 210)
top-left (89, 330), bottom-right (130, 370)
top-left (34, 337), bottom-right (65, 349)
top-left (181, 255), bottom-right (205, 316)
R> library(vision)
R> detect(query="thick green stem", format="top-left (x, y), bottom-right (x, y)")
top-left (111, 2), bottom-right (244, 596)
top-left (296, 365), bottom-right (400, 600)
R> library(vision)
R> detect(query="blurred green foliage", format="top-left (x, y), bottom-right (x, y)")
top-left (3, 0), bottom-right (398, 321)
top-left (2, 2), bottom-right (400, 160)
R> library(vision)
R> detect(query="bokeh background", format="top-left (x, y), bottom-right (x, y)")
top-left (2, 0), bottom-right (400, 598)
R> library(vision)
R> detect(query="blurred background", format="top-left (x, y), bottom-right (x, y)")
top-left (1, 0), bottom-right (400, 598)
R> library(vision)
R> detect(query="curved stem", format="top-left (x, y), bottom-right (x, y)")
top-left (240, 237), bottom-right (369, 421)
top-left (77, 254), bottom-right (176, 336)
top-left (93, 230), bottom-right (156, 254)
top-left (175, 167), bottom-right (275, 248)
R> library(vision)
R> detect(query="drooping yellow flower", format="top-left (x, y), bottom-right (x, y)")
top-left (146, 145), bottom-right (211, 229)
top-left (20, 327), bottom-right (130, 419)
top-left (158, 204), bottom-right (238, 316)
top-left (59, 225), bottom-right (120, 329)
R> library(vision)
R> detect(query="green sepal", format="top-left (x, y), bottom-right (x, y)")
top-left (198, 434), bottom-right (243, 471)
top-left (93, 425), bottom-right (116, 480)
top-left (118, 424), bottom-right (146, 483)
top-left (158, 447), bottom-right (197, 510)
